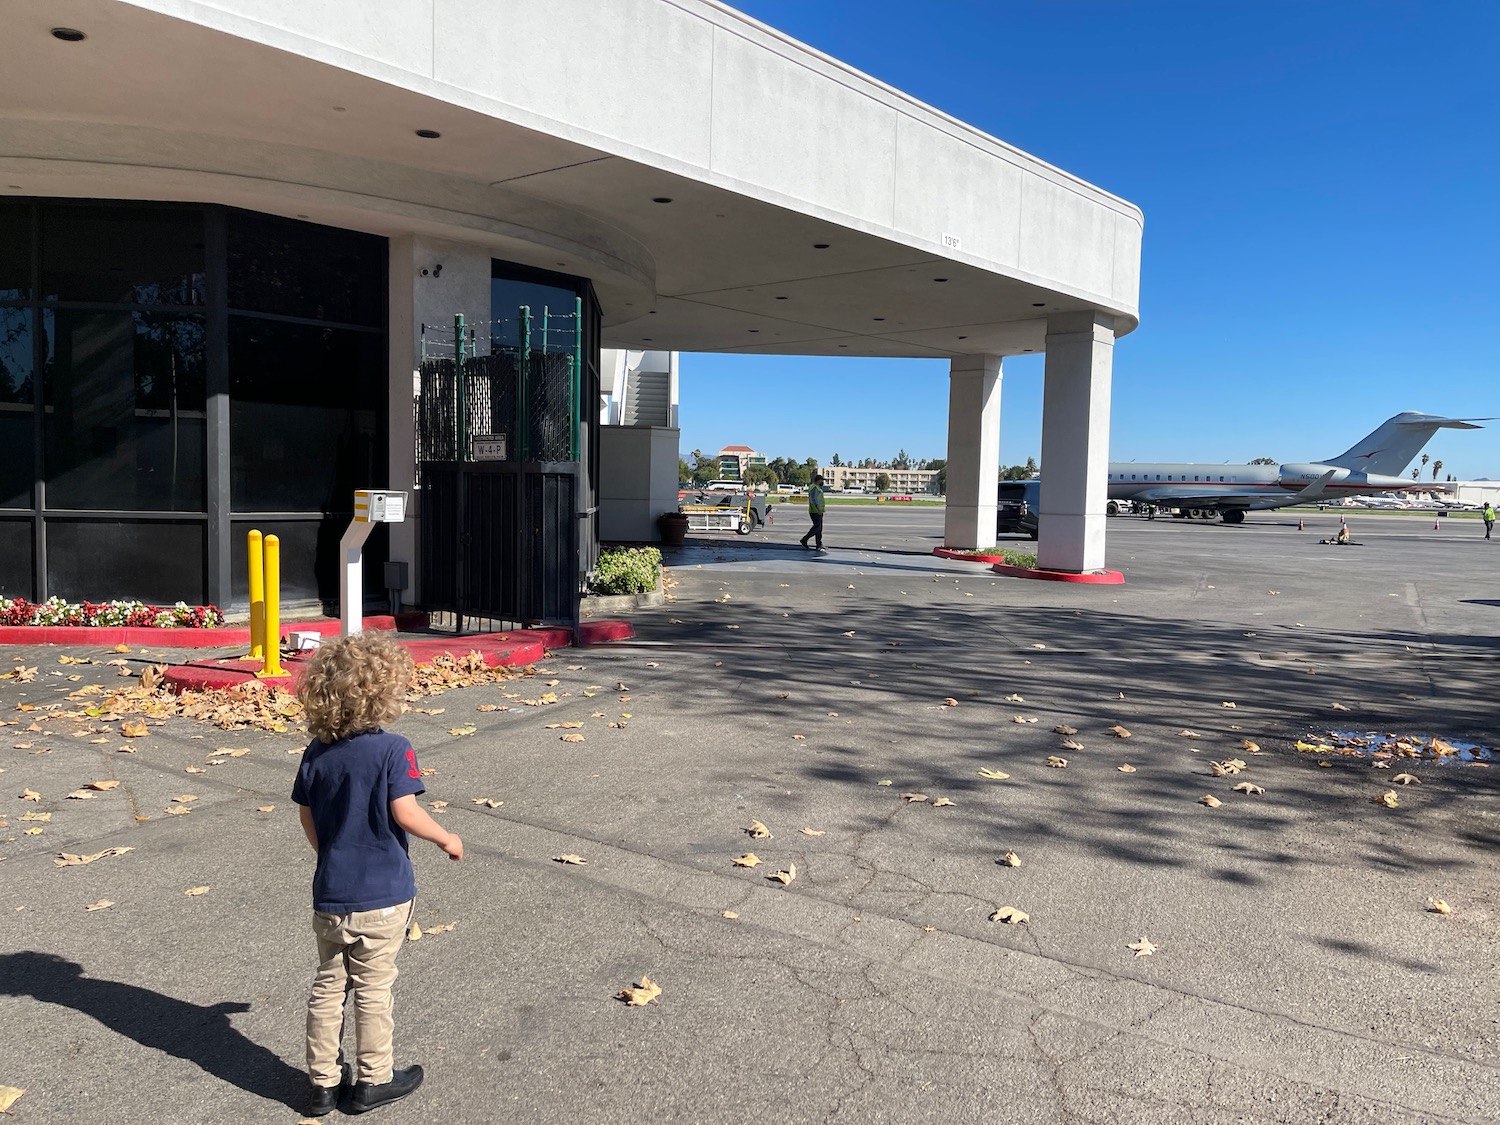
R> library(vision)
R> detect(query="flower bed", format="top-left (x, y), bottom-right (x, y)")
top-left (0, 597), bottom-right (225, 629)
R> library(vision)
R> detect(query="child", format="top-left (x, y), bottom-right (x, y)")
top-left (292, 632), bottom-right (462, 1116)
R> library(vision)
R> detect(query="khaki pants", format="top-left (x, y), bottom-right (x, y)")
top-left (306, 899), bottom-right (413, 1087)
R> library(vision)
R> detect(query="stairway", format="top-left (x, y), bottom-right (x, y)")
top-left (622, 366), bottom-right (670, 427)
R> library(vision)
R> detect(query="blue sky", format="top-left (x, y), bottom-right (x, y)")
top-left (679, 1), bottom-right (1499, 478)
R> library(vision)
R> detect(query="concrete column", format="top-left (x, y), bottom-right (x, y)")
top-left (943, 354), bottom-right (1002, 549)
top-left (386, 235), bottom-right (418, 605)
top-left (1038, 312), bottom-right (1115, 572)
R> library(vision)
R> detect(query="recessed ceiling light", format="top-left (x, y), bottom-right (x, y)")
top-left (933, 278), bottom-right (948, 283)
top-left (415, 129), bottom-right (441, 139)
top-left (775, 296), bottom-right (788, 300)
top-left (652, 197), bottom-right (673, 204)
top-left (1023, 348), bottom-right (1034, 352)
top-left (957, 335), bottom-right (968, 340)
top-left (748, 329), bottom-right (759, 333)
top-left (6, 185), bottom-right (20, 190)
top-left (1031, 302), bottom-right (1045, 307)
top-left (813, 243), bottom-right (830, 249)
top-left (838, 344), bottom-right (848, 348)
top-left (648, 311), bottom-right (657, 315)
top-left (642, 337), bottom-right (653, 342)
top-left (872, 317), bottom-right (885, 322)
top-left (333, 106), bottom-right (347, 113)
top-left (51, 27), bottom-right (86, 41)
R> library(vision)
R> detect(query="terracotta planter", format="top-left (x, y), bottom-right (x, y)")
top-left (657, 512), bottom-right (688, 546)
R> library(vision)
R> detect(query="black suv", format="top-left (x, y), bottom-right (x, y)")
top-left (997, 480), bottom-right (1040, 539)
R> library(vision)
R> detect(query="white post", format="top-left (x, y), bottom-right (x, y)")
top-left (340, 522), bottom-right (374, 636)
top-left (1039, 312), bottom-right (1115, 572)
top-left (943, 354), bottom-right (1002, 549)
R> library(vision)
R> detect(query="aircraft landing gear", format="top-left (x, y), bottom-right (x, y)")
top-left (1221, 510), bottom-right (1245, 525)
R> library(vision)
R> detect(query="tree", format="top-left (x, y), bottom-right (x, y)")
top-left (893, 448), bottom-right (911, 470)
top-left (875, 471), bottom-right (892, 493)
top-left (745, 465), bottom-right (770, 486)
top-left (1421, 453), bottom-right (1430, 471)
top-left (831, 453), bottom-right (842, 466)
top-left (678, 458), bottom-right (693, 484)
top-left (1000, 456), bottom-right (1038, 481)
top-left (1412, 468), bottom-right (1420, 480)
top-left (1248, 456), bottom-right (1277, 465)
top-left (1432, 459), bottom-right (1443, 481)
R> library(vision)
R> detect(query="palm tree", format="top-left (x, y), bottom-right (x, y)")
top-left (1421, 453), bottom-right (1430, 471)
top-left (1411, 468), bottom-right (1420, 480)
top-left (1432, 459), bottom-right (1443, 481)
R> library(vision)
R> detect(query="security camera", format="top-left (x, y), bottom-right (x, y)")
top-left (433, 264), bottom-right (443, 277)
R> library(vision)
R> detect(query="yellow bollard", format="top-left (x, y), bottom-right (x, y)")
top-left (246, 530), bottom-right (265, 660)
top-left (258, 534), bottom-right (285, 678)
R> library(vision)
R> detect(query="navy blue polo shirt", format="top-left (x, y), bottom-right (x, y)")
top-left (292, 729), bottom-right (425, 913)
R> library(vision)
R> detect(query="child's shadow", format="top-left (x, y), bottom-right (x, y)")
top-left (1, 950), bottom-right (305, 1110)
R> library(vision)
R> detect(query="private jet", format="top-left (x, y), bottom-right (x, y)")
top-left (1105, 412), bottom-right (1486, 523)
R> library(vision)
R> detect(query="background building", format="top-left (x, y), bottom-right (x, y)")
top-left (820, 466), bottom-right (940, 494)
top-left (716, 445), bottom-right (766, 482)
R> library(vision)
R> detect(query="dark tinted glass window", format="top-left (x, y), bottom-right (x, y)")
top-left (227, 213), bottom-right (384, 326)
top-left (0, 203), bottom-right (31, 301)
top-left (0, 308), bottom-right (33, 507)
top-left (230, 518), bottom-right (386, 607)
top-left (46, 519), bottom-right (204, 604)
top-left (228, 317), bottom-right (382, 511)
top-left (40, 205), bottom-right (205, 306)
top-left (490, 277), bottom-right (580, 348)
top-left (0, 519), bottom-right (31, 597)
top-left (43, 310), bottom-right (206, 510)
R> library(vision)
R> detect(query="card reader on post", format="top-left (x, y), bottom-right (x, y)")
top-left (341, 490), bottom-right (408, 636)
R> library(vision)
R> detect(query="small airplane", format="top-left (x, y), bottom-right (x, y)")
top-left (1104, 411), bottom-right (1487, 523)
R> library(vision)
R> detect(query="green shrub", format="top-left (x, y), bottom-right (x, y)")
top-left (1000, 550), bottom-right (1037, 569)
top-left (590, 546), bottom-right (662, 596)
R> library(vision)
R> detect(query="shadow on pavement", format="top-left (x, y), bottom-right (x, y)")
top-left (0, 951), bottom-right (305, 1110)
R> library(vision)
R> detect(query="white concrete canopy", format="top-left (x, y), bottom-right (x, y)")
top-left (0, 0), bottom-right (1140, 359)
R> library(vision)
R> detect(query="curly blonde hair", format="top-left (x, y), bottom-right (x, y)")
top-left (297, 632), bottom-right (414, 744)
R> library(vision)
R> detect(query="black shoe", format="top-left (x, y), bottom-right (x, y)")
top-left (307, 1063), bottom-right (352, 1117)
top-left (347, 1065), bottom-right (424, 1114)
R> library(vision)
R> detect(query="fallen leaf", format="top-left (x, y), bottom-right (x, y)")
top-left (470, 797), bottom-right (503, 808)
top-left (85, 780), bottom-right (121, 791)
top-left (1053, 725), bottom-right (1077, 735)
top-left (721, 910), bottom-right (739, 919)
top-left (184, 766), bottom-right (206, 774)
top-left (1393, 773), bottom-right (1421, 785)
top-left (553, 854), bottom-right (588, 865)
top-left (171, 794), bottom-right (198, 804)
top-left (1330, 702), bottom-right (1351, 712)
top-left (746, 820), bottom-right (773, 839)
top-left (942, 697), bottom-right (959, 707)
top-left (990, 906), bottom-right (1029, 925)
top-left (559, 733), bottom-right (585, 743)
top-left (977, 768), bottom-right (1010, 780)
top-left (428, 800), bottom-right (448, 811)
top-left (1109, 725), bottom-right (1132, 738)
top-left (1031, 643), bottom-right (1046, 650)
top-left (999, 851), bottom-right (1021, 868)
top-left (406, 920), bottom-right (423, 941)
top-left (476, 704), bottom-right (509, 712)
top-left (1427, 899), bottom-right (1452, 915)
top-left (901, 792), bottom-right (928, 803)
top-left (1046, 756), bottom-right (1069, 768)
top-left (23, 826), bottom-right (42, 835)
top-left (1200, 794), bottom-right (1222, 808)
top-left (616, 976), bottom-right (661, 1006)
top-left (1241, 740), bottom-right (1261, 753)
top-left (876, 779), bottom-right (893, 786)
top-left (120, 720), bottom-right (149, 737)
top-left (0, 1086), bottom-right (24, 1113)
top-left (1127, 936), bottom-right (1157, 958)
top-left (841, 630), bottom-right (856, 638)
top-left (931, 797), bottom-right (955, 808)
top-left (1059, 738), bottom-right (1085, 752)
top-left (1117, 763), bottom-right (1137, 773)
top-left (1005, 694), bottom-right (1025, 703)
top-left (20, 788), bottom-right (41, 802)
top-left (1374, 790), bottom-right (1400, 808)
top-left (112, 643), bottom-right (131, 653)
top-left (18, 811), bottom-right (50, 822)
top-left (733, 853), bottom-right (762, 868)
top-left (1221, 701), bottom-right (1237, 709)
top-left (767, 863), bottom-right (797, 885)
top-left (448, 725), bottom-right (477, 737)
top-left (183, 886), bottom-right (211, 896)
top-left (85, 899), bottom-right (113, 912)
top-left (791, 734), bottom-right (806, 741)
top-left (799, 827), bottom-right (825, 837)
top-left (1011, 715), bottom-right (1038, 725)
top-left (1178, 729), bottom-right (1201, 739)
top-left (65, 789), bottom-right (98, 800)
top-left (1233, 782), bottom-right (1266, 796)
top-left (424, 921), bottom-right (457, 935)
top-left (256, 805), bottom-right (276, 814)
top-left (215, 748), bottom-right (251, 758)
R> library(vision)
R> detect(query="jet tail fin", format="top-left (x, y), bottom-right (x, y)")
top-left (1324, 412), bottom-right (1490, 476)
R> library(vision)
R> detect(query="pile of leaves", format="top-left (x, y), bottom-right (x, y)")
top-left (407, 652), bottom-right (527, 699)
top-left (0, 596), bottom-right (224, 628)
top-left (589, 547), bottom-right (662, 596)
top-left (1298, 731), bottom-right (1490, 762)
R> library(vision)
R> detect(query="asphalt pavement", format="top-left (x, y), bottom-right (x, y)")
top-left (2, 506), bottom-right (1497, 1124)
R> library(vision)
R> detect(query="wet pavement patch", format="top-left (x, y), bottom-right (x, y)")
top-left (1299, 730), bottom-right (1493, 764)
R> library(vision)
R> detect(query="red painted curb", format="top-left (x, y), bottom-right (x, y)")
top-left (990, 562), bottom-right (1125, 584)
top-left (162, 634), bottom-right (552, 693)
top-left (932, 548), bottom-right (1010, 564)
top-left (577, 620), bottom-right (637, 645)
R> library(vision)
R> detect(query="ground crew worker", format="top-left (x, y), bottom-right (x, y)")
top-left (800, 475), bottom-right (827, 551)
top-left (1483, 502), bottom-right (1495, 540)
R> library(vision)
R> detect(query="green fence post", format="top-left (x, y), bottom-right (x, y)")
top-left (571, 296), bottom-right (583, 462)
top-left (518, 305), bottom-right (531, 462)
top-left (454, 313), bottom-right (467, 462)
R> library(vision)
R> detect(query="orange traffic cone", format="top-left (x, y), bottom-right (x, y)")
top-left (1434, 517), bottom-right (1440, 530)
top-left (1297, 518), bottom-right (1304, 531)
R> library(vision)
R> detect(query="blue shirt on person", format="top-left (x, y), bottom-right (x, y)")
top-left (292, 729), bottom-right (425, 914)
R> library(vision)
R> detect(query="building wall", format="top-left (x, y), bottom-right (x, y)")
top-left (822, 466), bottom-right (940, 493)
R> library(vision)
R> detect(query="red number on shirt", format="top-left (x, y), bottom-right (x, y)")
top-left (406, 748), bottom-right (421, 779)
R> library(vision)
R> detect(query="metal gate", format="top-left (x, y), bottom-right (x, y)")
top-left (416, 308), bottom-right (582, 626)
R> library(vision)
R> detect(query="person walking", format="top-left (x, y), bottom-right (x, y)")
top-left (1483, 502), bottom-right (1495, 540)
top-left (800, 475), bottom-right (827, 551)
